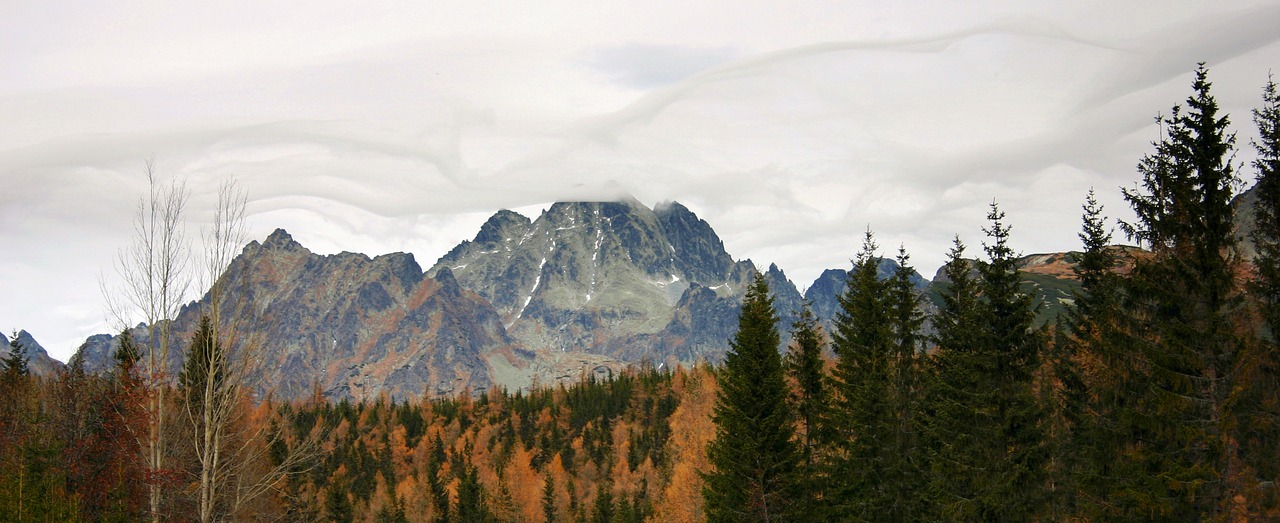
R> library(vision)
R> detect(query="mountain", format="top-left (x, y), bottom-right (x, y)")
top-left (426, 199), bottom-right (793, 367)
top-left (2, 329), bottom-right (66, 376)
top-left (76, 229), bottom-right (626, 401)
top-left (803, 258), bottom-right (929, 333)
top-left (74, 196), bottom-right (1178, 401)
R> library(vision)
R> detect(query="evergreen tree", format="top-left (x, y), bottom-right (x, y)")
top-left (784, 301), bottom-right (827, 468)
top-left (455, 464), bottom-right (492, 523)
top-left (1244, 73), bottom-right (1280, 514)
top-left (826, 230), bottom-right (894, 520)
top-left (3, 330), bottom-right (29, 381)
top-left (325, 477), bottom-right (354, 523)
top-left (114, 328), bottom-right (141, 377)
top-left (923, 204), bottom-right (1047, 521)
top-left (1255, 75), bottom-right (1280, 342)
top-left (542, 473), bottom-right (558, 523)
top-left (179, 315), bottom-right (228, 412)
top-left (883, 245), bottom-right (926, 521)
top-left (1064, 189), bottom-right (1127, 518)
top-left (703, 272), bottom-right (800, 523)
top-left (921, 236), bottom-right (984, 520)
top-left (1117, 63), bottom-right (1247, 520)
top-left (783, 301), bottom-right (827, 519)
top-left (591, 482), bottom-right (614, 523)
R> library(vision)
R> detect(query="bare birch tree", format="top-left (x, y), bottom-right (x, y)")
top-left (184, 179), bottom-right (316, 522)
top-left (100, 158), bottom-right (191, 523)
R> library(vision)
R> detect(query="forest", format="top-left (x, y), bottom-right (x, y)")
top-left (2, 63), bottom-right (1279, 522)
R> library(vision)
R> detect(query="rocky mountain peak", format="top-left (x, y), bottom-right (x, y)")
top-left (262, 228), bottom-right (304, 252)
top-left (474, 210), bottom-right (532, 246)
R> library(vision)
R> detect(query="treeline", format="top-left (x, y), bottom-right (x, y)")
top-left (1, 327), bottom-right (727, 522)
top-left (703, 63), bottom-right (1280, 522)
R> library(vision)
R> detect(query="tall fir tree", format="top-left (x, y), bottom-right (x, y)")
top-left (884, 245), bottom-right (926, 521)
top-left (826, 230), bottom-right (893, 520)
top-left (1117, 63), bottom-right (1247, 520)
top-left (179, 315), bottom-right (228, 417)
top-left (975, 202), bottom-right (1047, 520)
top-left (1064, 189), bottom-right (1131, 518)
top-left (923, 204), bottom-right (1047, 521)
top-left (703, 272), bottom-right (800, 523)
top-left (921, 236), bottom-right (985, 520)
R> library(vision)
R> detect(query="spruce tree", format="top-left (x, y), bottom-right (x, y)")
top-left (921, 236), bottom-right (985, 520)
top-left (826, 231), bottom-right (891, 520)
top-left (784, 302), bottom-right (827, 468)
top-left (1118, 63), bottom-right (1246, 520)
top-left (976, 203), bottom-right (1047, 520)
top-left (923, 204), bottom-right (1047, 521)
top-left (1065, 189), bottom-right (1129, 517)
top-left (703, 272), bottom-right (800, 523)
top-left (884, 245), bottom-right (926, 521)
top-left (114, 328), bottom-right (141, 379)
top-left (1255, 75), bottom-right (1280, 342)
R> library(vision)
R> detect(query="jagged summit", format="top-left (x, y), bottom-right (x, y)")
top-left (262, 228), bottom-right (303, 251)
top-left (427, 197), bottom-right (769, 362)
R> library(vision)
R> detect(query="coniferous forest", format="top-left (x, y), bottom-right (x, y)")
top-left (3, 64), bottom-right (1279, 521)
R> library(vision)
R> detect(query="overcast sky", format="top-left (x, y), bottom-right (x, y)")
top-left (4, 1), bottom-right (1279, 362)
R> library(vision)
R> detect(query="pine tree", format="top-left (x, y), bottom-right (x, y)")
top-left (1117, 63), bottom-right (1246, 519)
top-left (703, 272), bottom-right (800, 523)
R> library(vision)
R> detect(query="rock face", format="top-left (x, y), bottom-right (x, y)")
top-left (2, 330), bottom-right (66, 376)
top-left (427, 198), bottom-right (792, 366)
